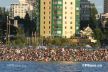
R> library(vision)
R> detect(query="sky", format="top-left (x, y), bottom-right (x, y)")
top-left (0, 0), bottom-right (19, 9)
top-left (0, 0), bottom-right (104, 13)
top-left (88, 0), bottom-right (103, 13)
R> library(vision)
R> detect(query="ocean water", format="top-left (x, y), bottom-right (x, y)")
top-left (0, 62), bottom-right (107, 72)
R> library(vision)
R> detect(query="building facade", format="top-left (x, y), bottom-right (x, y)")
top-left (40, 0), bottom-right (52, 37)
top-left (10, 0), bottom-right (33, 19)
top-left (104, 0), bottom-right (108, 13)
top-left (40, 0), bottom-right (80, 38)
top-left (26, 0), bottom-right (35, 6)
top-left (19, 0), bottom-right (26, 3)
top-left (52, 0), bottom-right (63, 37)
top-left (10, 3), bottom-right (28, 19)
top-left (80, 0), bottom-right (91, 21)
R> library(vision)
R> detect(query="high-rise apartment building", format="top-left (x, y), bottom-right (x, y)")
top-left (40, 0), bottom-right (52, 37)
top-left (40, 0), bottom-right (80, 38)
top-left (10, 0), bottom-right (33, 18)
top-left (104, 0), bottom-right (108, 13)
top-left (26, 0), bottom-right (35, 6)
top-left (10, 3), bottom-right (29, 19)
top-left (80, 0), bottom-right (91, 21)
top-left (19, 0), bottom-right (26, 3)
top-left (10, 0), bottom-right (33, 19)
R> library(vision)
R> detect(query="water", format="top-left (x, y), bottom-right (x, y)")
top-left (0, 62), bottom-right (107, 72)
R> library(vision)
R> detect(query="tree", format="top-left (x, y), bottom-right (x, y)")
top-left (12, 27), bottom-right (26, 47)
top-left (93, 28), bottom-right (104, 47)
top-left (0, 7), bottom-right (9, 43)
top-left (51, 38), bottom-right (62, 46)
top-left (32, 0), bottom-right (40, 35)
top-left (24, 12), bottom-right (31, 37)
top-left (42, 37), bottom-right (52, 46)
top-left (80, 20), bottom-right (90, 30)
top-left (90, 3), bottom-right (98, 29)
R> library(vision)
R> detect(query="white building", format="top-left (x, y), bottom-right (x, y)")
top-left (19, 0), bottom-right (26, 4)
top-left (25, 0), bottom-right (35, 6)
top-left (62, 0), bottom-right (76, 38)
top-left (80, 25), bottom-right (97, 43)
top-left (10, 0), bottom-right (33, 19)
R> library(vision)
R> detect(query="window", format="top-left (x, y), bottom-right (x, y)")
top-left (49, 21), bottom-right (50, 24)
top-left (57, 31), bottom-right (61, 34)
top-left (70, 2), bottom-right (72, 5)
top-left (44, 16), bottom-right (45, 19)
top-left (65, 26), bottom-right (66, 29)
top-left (54, 7), bottom-right (57, 9)
top-left (44, 7), bottom-right (45, 9)
top-left (65, 16), bottom-right (67, 19)
top-left (54, 1), bottom-right (57, 4)
top-left (57, 11), bottom-right (61, 14)
top-left (70, 26), bottom-right (72, 29)
top-left (15, 11), bottom-right (17, 13)
top-left (59, 16), bottom-right (61, 19)
top-left (58, 1), bottom-right (62, 4)
top-left (44, 21), bottom-right (45, 24)
top-left (65, 7), bottom-right (67, 9)
top-left (54, 11), bottom-right (57, 14)
top-left (54, 25), bottom-right (57, 28)
top-left (65, 2), bottom-right (67, 4)
top-left (44, 26), bottom-right (45, 29)
top-left (44, 2), bottom-right (45, 5)
top-left (44, 31), bottom-right (45, 34)
top-left (70, 17), bottom-right (72, 19)
top-left (57, 6), bottom-right (62, 10)
top-left (44, 12), bottom-right (45, 14)
top-left (57, 21), bottom-right (62, 24)
top-left (65, 12), bottom-right (67, 14)
top-left (70, 21), bottom-right (72, 24)
top-left (53, 16), bottom-right (56, 19)
top-left (49, 26), bottom-right (50, 29)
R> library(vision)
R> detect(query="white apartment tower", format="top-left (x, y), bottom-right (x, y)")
top-left (62, 0), bottom-right (76, 38)
top-left (10, 0), bottom-right (33, 19)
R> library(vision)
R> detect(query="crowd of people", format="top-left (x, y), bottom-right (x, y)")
top-left (0, 45), bottom-right (108, 62)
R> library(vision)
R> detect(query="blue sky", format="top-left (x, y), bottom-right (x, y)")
top-left (0, 0), bottom-right (19, 8)
top-left (0, 0), bottom-right (103, 13)
top-left (88, 0), bottom-right (103, 13)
